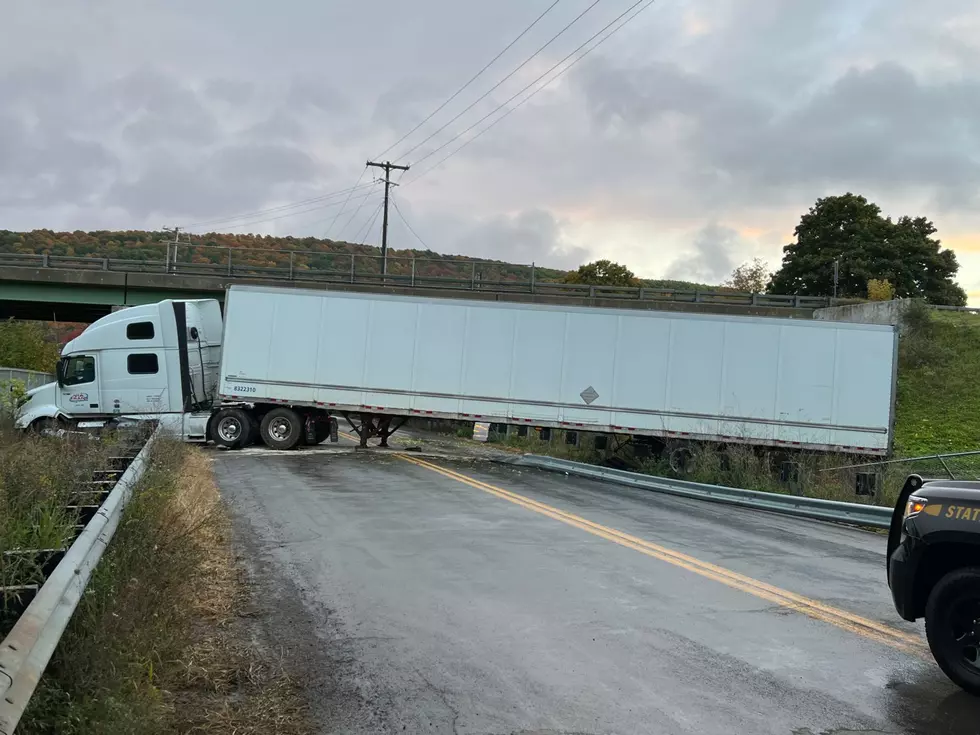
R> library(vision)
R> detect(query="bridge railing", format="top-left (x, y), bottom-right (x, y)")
top-left (0, 249), bottom-right (832, 309)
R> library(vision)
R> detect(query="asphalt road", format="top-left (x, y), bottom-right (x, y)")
top-left (211, 439), bottom-right (980, 735)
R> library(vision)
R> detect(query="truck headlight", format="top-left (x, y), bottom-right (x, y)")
top-left (905, 497), bottom-right (928, 519)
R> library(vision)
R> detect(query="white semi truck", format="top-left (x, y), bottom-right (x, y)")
top-left (17, 284), bottom-right (899, 456)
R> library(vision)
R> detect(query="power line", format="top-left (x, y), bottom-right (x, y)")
top-left (301, 195), bottom-right (384, 230)
top-left (353, 201), bottom-right (384, 244)
top-left (406, 0), bottom-right (658, 184)
top-left (182, 181), bottom-right (375, 229)
top-left (395, 0), bottom-right (606, 163)
top-left (325, 165), bottom-right (370, 238)
top-left (390, 196), bottom-right (430, 250)
top-left (337, 182), bottom-right (383, 239)
top-left (185, 194), bottom-right (376, 234)
top-left (373, 0), bottom-right (566, 161)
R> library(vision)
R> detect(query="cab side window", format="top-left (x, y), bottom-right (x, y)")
top-left (127, 354), bottom-right (159, 375)
top-left (63, 356), bottom-right (95, 386)
top-left (127, 322), bottom-right (155, 340)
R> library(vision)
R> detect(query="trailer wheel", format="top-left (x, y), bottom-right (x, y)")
top-left (211, 408), bottom-right (250, 449)
top-left (260, 407), bottom-right (302, 450)
top-left (925, 567), bottom-right (980, 695)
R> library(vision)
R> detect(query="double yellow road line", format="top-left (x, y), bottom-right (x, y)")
top-left (396, 453), bottom-right (927, 658)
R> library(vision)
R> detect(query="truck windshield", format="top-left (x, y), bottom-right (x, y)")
top-left (62, 355), bottom-right (95, 386)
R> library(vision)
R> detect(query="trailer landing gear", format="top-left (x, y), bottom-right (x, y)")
top-left (343, 413), bottom-right (407, 448)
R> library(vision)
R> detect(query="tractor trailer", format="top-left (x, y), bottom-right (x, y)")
top-left (17, 284), bottom-right (898, 455)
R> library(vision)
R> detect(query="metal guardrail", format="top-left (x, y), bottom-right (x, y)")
top-left (0, 369), bottom-right (54, 392)
top-left (0, 251), bottom-right (832, 309)
top-left (518, 455), bottom-right (891, 529)
top-left (0, 426), bottom-right (160, 735)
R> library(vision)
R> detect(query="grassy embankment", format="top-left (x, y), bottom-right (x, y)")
top-left (0, 424), bottom-right (310, 735)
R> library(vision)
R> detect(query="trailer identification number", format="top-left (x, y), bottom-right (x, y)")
top-left (231, 385), bottom-right (256, 394)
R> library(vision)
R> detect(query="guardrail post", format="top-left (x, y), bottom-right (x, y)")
top-left (589, 285), bottom-right (595, 300)
top-left (638, 287), bottom-right (645, 300)
top-left (471, 262), bottom-right (476, 290)
top-left (794, 295), bottom-right (801, 307)
top-left (350, 254), bottom-right (355, 284)
top-left (289, 251), bottom-right (295, 280)
top-left (530, 263), bottom-right (536, 294)
top-left (227, 247), bottom-right (232, 276)
top-left (42, 254), bottom-right (49, 268)
top-left (695, 289), bottom-right (702, 303)
top-left (102, 258), bottom-right (108, 271)
top-left (751, 293), bottom-right (759, 305)
top-left (411, 258), bottom-right (416, 287)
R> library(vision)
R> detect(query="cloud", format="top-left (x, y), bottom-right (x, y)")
top-left (452, 209), bottom-right (587, 269)
top-left (665, 223), bottom-right (744, 283)
top-left (105, 144), bottom-right (320, 221)
top-left (0, 113), bottom-right (117, 209)
top-left (1, 0), bottom-right (980, 297)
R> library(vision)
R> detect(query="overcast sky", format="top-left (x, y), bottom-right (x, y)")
top-left (3, 1), bottom-right (980, 297)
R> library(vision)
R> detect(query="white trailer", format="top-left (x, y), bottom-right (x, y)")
top-left (17, 284), bottom-right (897, 456)
top-left (218, 285), bottom-right (896, 455)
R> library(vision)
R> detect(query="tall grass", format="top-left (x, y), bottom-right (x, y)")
top-left (0, 430), bottom-right (116, 623)
top-left (16, 438), bottom-right (310, 735)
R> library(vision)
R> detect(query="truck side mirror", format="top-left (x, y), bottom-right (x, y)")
top-left (56, 359), bottom-right (65, 386)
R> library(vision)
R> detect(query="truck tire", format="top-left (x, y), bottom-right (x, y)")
top-left (211, 408), bottom-right (250, 449)
top-left (260, 407), bottom-right (303, 450)
top-left (925, 567), bottom-right (980, 695)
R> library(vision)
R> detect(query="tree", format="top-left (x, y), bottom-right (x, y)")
top-left (563, 259), bottom-right (638, 287)
top-left (0, 320), bottom-right (60, 372)
top-left (867, 279), bottom-right (895, 301)
top-left (768, 194), bottom-right (967, 305)
top-left (724, 258), bottom-right (771, 292)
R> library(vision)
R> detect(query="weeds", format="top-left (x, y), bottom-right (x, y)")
top-left (17, 440), bottom-right (311, 735)
top-left (0, 429), bottom-right (117, 624)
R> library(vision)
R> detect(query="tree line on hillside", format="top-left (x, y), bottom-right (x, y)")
top-left (0, 230), bottom-right (568, 285)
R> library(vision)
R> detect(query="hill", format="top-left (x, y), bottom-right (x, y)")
top-left (894, 305), bottom-right (980, 456)
top-left (0, 229), bottom-right (712, 291)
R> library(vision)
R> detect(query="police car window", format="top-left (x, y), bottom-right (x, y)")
top-left (63, 356), bottom-right (95, 386)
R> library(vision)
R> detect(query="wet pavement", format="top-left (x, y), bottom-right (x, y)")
top-left (211, 439), bottom-right (980, 734)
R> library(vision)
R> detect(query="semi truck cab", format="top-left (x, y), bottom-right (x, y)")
top-left (16, 299), bottom-right (223, 432)
top-left (888, 475), bottom-right (980, 694)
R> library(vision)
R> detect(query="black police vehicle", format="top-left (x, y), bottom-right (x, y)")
top-left (888, 475), bottom-right (980, 694)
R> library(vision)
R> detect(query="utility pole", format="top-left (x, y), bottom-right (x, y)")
top-left (366, 160), bottom-right (410, 277)
top-left (161, 226), bottom-right (182, 274)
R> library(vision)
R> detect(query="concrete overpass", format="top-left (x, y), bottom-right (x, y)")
top-left (0, 251), bottom-right (827, 323)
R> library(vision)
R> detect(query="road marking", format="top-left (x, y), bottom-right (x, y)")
top-left (397, 453), bottom-right (929, 658)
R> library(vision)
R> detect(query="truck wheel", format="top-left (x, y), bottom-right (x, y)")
top-left (211, 408), bottom-right (250, 449)
top-left (260, 407), bottom-right (302, 450)
top-left (925, 568), bottom-right (980, 695)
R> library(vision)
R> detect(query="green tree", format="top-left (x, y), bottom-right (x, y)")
top-left (0, 320), bottom-right (60, 372)
top-left (768, 193), bottom-right (967, 305)
top-left (724, 258), bottom-right (771, 292)
top-left (563, 259), bottom-right (638, 287)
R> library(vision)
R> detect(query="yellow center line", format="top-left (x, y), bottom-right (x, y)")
top-left (395, 453), bottom-right (928, 658)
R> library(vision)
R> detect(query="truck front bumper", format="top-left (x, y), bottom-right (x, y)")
top-left (888, 534), bottom-right (923, 622)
